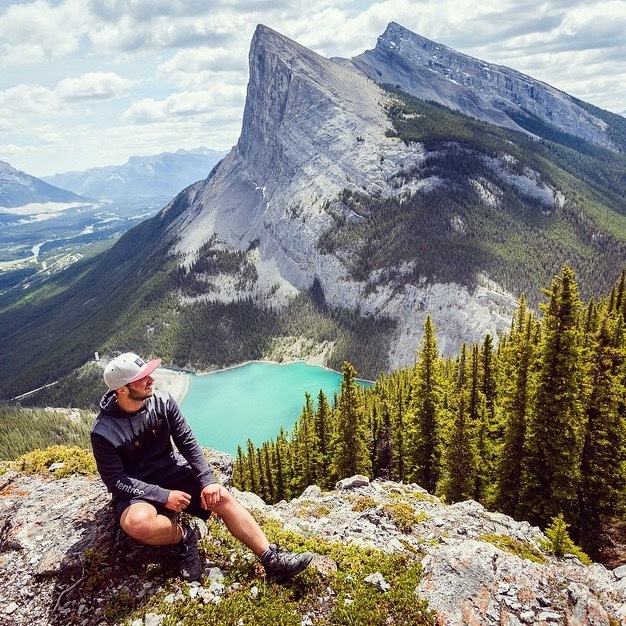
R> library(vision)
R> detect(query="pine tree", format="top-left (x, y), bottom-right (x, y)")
top-left (390, 376), bottom-right (409, 482)
top-left (245, 438), bottom-right (258, 494)
top-left (315, 389), bottom-right (333, 488)
top-left (255, 447), bottom-right (267, 500)
top-left (468, 343), bottom-right (486, 501)
top-left (520, 266), bottom-right (587, 528)
top-left (438, 344), bottom-right (478, 502)
top-left (576, 307), bottom-right (626, 558)
top-left (407, 315), bottom-right (444, 493)
top-left (614, 269), bottom-right (626, 316)
top-left (494, 296), bottom-right (538, 517)
top-left (330, 361), bottom-right (371, 481)
top-left (298, 392), bottom-right (318, 488)
top-left (477, 334), bottom-right (498, 504)
top-left (233, 444), bottom-right (248, 491)
top-left (274, 429), bottom-right (290, 501)
top-left (372, 397), bottom-right (394, 479)
top-left (262, 441), bottom-right (275, 503)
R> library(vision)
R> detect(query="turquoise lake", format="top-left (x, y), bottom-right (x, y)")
top-left (181, 361), bottom-right (371, 456)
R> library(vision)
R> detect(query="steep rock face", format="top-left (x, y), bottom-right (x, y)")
top-left (350, 22), bottom-right (616, 151)
top-left (166, 25), bottom-right (519, 366)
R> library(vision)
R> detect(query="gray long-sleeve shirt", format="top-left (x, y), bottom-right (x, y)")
top-left (90, 389), bottom-right (216, 506)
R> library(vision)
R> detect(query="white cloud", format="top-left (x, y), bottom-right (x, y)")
top-left (124, 86), bottom-right (246, 123)
top-left (160, 47), bottom-right (247, 76)
top-left (158, 48), bottom-right (248, 90)
top-left (1, 0), bottom-right (625, 177)
top-left (0, 0), bottom-right (89, 65)
top-left (88, 9), bottom-right (239, 54)
top-left (0, 83), bottom-right (62, 118)
top-left (122, 98), bottom-right (167, 123)
top-left (56, 72), bottom-right (135, 101)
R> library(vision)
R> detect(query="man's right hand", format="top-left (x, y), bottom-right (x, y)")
top-left (166, 489), bottom-right (192, 512)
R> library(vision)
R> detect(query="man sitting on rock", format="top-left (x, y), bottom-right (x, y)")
top-left (90, 352), bottom-right (314, 582)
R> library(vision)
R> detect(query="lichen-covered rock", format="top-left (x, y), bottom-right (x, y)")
top-left (2, 468), bottom-right (625, 625)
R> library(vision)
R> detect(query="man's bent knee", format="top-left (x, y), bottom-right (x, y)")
top-left (120, 502), bottom-right (165, 544)
top-left (210, 490), bottom-right (247, 518)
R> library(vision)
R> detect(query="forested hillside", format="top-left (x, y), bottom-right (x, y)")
top-left (3, 266), bottom-right (626, 565)
top-left (0, 406), bottom-right (92, 459)
top-left (3, 86), bottom-right (626, 399)
top-left (320, 90), bottom-right (626, 305)
top-left (234, 265), bottom-right (626, 564)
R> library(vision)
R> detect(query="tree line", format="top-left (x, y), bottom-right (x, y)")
top-left (234, 265), bottom-right (626, 562)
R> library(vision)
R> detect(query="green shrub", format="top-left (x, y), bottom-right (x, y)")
top-left (350, 495), bottom-right (380, 511)
top-left (480, 533), bottom-right (546, 563)
top-left (14, 444), bottom-right (97, 477)
top-left (382, 502), bottom-right (428, 533)
top-left (295, 500), bottom-right (332, 518)
top-left (540, 514), bottom-right (592, 564)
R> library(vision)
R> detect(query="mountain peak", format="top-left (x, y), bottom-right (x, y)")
top-left (238, 23), bottom-right (387, 169)
top-left (0, 159), bottom-right (92, 209)
top-left (354, 22), bottom-right (617, 151)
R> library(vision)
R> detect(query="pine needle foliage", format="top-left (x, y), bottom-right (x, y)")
top-left (236, 266), bottom-right (626, 562)
top-left (0, 406), bottom-right (93, 460)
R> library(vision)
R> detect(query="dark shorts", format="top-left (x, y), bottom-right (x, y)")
top-left (112, 464), bottom-right (211, 522)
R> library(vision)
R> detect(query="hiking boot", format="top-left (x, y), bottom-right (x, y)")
top-left (178, 525), bottom-right (202, 582)
top-left (260, 543), bottom-right (314, 584)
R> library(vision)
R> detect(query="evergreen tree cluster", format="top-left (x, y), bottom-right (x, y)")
top-left (235, 266), bottom-right (626, 562)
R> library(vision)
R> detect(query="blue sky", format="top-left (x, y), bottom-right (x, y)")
top-left (1, 0), bottom-right (625, 178)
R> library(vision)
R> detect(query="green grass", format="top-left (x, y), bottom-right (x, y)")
top-left (139, 515), bottom-right (435, 626)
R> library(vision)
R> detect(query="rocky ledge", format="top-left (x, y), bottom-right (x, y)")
top-left (1, 454), bottom-right (625, 626)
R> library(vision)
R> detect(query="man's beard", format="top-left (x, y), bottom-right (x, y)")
top-left (127, 386), bottom-right (153, 401)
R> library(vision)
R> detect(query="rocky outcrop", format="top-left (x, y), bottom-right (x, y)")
top-left (2, 457), bottom-right (625, 625)
top-left (350, 22), bottom-right (618, 152)
top-left (164, 24), bottom-right (526, 367)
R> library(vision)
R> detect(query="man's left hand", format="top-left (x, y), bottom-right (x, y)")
top-left (201, 483), bottom-right (225, 510)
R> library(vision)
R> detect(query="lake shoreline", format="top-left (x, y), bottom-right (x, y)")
top-left (176, 360), bottom-right (373, 455)
top-left (154, 357), bottom-right (363, 406)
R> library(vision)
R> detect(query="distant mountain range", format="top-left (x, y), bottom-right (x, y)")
top-left (0, 160), bottom-right (92, 208)
top-left (2, 22), bottom-right (626, 399)
top-left (0, 147), bottom-right (226, 212)
top-left (43, 147), bottom-right (227, 203)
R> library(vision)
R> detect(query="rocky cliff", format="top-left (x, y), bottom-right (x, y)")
top-left (162, 24), bottom-right (524, 366)
top-left (1, 457), bottom-right (625, 625)
top-left (152, 22), bottom-right (626, 369)
top-left (349, 22), bottom-right (618, 151)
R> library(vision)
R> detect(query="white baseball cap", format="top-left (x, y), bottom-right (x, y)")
top-left (103, 352), bottom-right (162, 390)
